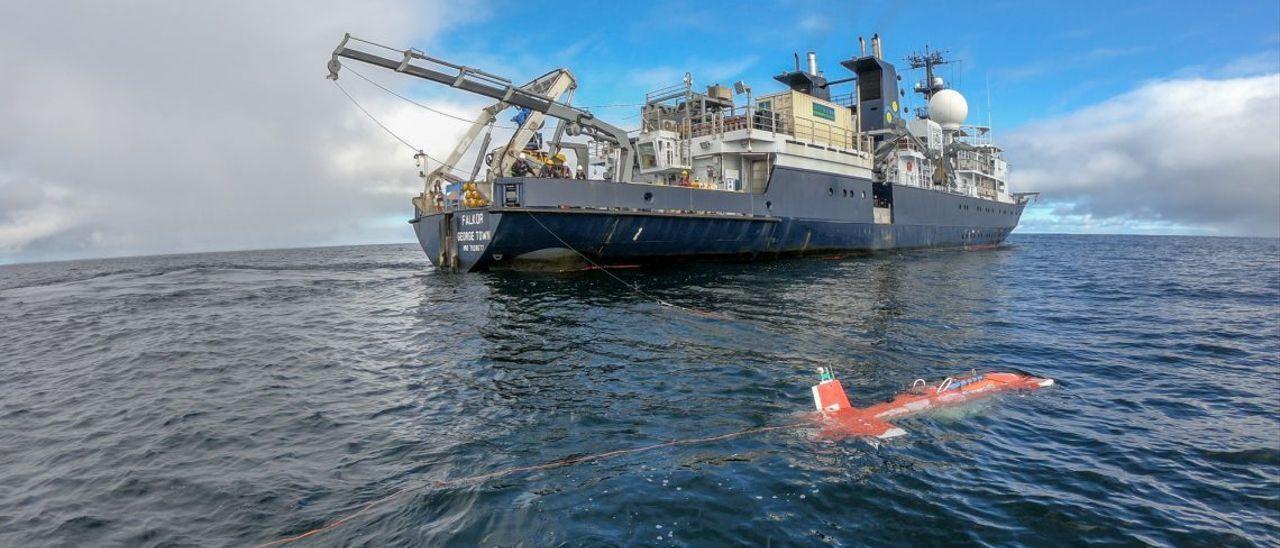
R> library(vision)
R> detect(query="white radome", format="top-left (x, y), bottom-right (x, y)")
top-left (928, 89), bottom-right (968, 130)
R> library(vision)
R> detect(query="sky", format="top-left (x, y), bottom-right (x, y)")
top-left (0, 0), bottom-right (1277, 264)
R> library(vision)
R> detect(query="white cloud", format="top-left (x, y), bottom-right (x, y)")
top-left (798, 14), bottom-right (831, 34)
top-left (0, 178), bottom-right (81, 252)
top-left (0, 0), bottom-right (488, 263)
top-left (1005, 73), bottom-right (1280, 237)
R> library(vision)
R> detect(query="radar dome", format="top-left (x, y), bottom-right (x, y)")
top-left (928, 89), bottom-right (968, 130)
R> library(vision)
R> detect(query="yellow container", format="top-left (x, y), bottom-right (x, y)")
top-left (758, 90), bottom-right (854, 148)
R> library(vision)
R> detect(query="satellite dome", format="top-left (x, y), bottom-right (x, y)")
top-left (928, 89), bottom-right (968, 130)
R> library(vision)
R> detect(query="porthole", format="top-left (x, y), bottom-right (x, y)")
top-left (842, 189), bottom-right (848, 197)
top-left (643, 191), bottom-right (654, 203)
top-left (765, 201), bottom-right (773, 210)
top-left (828, 188), bottom-right (834, 196)
top-left (861, 191), bottom-right (867, 199)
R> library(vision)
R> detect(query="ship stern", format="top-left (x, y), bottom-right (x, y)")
top-left (413, 209), bottom-right (500, 272)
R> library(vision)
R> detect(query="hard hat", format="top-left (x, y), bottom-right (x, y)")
top-left (554, 153), bottom-right (566, 161)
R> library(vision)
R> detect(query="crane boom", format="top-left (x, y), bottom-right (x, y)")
top-left (328, 34), bottom-right (635, 182)
top-left (413, 69), bottom-right (574, 213)
top-left (491, 68), bottom-right (577, 178)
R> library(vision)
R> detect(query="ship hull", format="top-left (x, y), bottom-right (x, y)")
top-left (413, 166), bottom-right (1025, 271)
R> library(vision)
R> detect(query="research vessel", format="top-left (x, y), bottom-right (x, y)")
top-left (327, 34), bottom-right (1036, 271)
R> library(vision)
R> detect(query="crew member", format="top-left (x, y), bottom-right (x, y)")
top-left (429, 187), bottom-right (444, 211)
top-left (512, 158), bottom-right (534, 177)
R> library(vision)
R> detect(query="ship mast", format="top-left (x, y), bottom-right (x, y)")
top-left (906, 45), bottom-right (952, 100)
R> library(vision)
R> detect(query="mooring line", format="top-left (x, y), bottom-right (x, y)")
top-left (523, 212), bottom-right (732, 319)
top-left (256, 421), bottom-right (807, 547)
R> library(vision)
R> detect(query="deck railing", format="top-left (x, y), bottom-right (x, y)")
top-left (688, 105), bottom-right (871, 155)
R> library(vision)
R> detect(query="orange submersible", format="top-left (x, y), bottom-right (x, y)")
top-left (811, 367), bottom-right (1055, 439)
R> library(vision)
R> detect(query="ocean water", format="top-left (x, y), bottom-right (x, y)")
top-left (1, 234), bottom-right (1277, 546)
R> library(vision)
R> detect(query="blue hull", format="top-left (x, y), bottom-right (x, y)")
top-left (414, 166), bottom-right (1025, 271)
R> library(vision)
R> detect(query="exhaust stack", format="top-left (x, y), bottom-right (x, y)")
top-left (807, 51), bottom-right (818, 75)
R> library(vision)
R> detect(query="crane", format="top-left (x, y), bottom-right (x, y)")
top-left (406, 68), bottom-right (576, 213)
top-left (489, 68), bottom-right (577, 178)
top-left (327, 34), bottom-right (637, 193)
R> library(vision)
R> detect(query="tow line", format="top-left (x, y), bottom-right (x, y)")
top-left (523, 211), bottom-right (732, 319)
top-left (256, 368), bottom-right (1053, 546)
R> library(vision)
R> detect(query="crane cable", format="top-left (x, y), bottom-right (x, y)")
top-left (331, 79), bottom-right (471, 177)
top-left (345, 66), bottom-right (520, 130)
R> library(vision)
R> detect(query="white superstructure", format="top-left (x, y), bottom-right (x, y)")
top-left (633, 66), bottom-right (876, 193)
top-left (879, 69), bottom-right (1016, 204)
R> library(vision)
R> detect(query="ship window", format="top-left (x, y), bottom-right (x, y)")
top-left (638, 142), bottom-right (657, 169)
top-left (842, 189), bottom-right (847, 197)
top-left (643, 191), bottom-right (654, 203)
top-left (861, 191), bottom-right (867, 199)
top-left (828, 188), bottom-right (834, 196)
top-left (766, 201), bottom-right (773, 210)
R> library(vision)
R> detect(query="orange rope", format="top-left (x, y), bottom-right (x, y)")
top-left (256, 422), bottom-right (807, 547)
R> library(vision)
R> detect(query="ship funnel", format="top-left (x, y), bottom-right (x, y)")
top-left (794, 52), bottom-right (800, 71)
top-left (807, 51), bottom-right (818, 75)
top-left (872, 34), bottom-right (882, 59)
top-left (859, 36), bottom-right (866, 57)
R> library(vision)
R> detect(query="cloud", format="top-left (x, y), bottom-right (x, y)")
top-left (0, 178), bottom-right (82, 252)
top-left (798, 14), bottom-right (831, 34)
top-left (1005, 73), bottom-right (1280, 237)
top-left (0, 0), bottom-right (487, 263)
top-left (994, 45), bottom-right (1151, 84)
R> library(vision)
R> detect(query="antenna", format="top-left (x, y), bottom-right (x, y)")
top-left (985, 71), bottom-right (994, 141)
top-left (905, 45), bottom-right (952, 100)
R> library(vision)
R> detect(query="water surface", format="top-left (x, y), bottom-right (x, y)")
top-left (1, 234), bottom-right (1277, 545)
